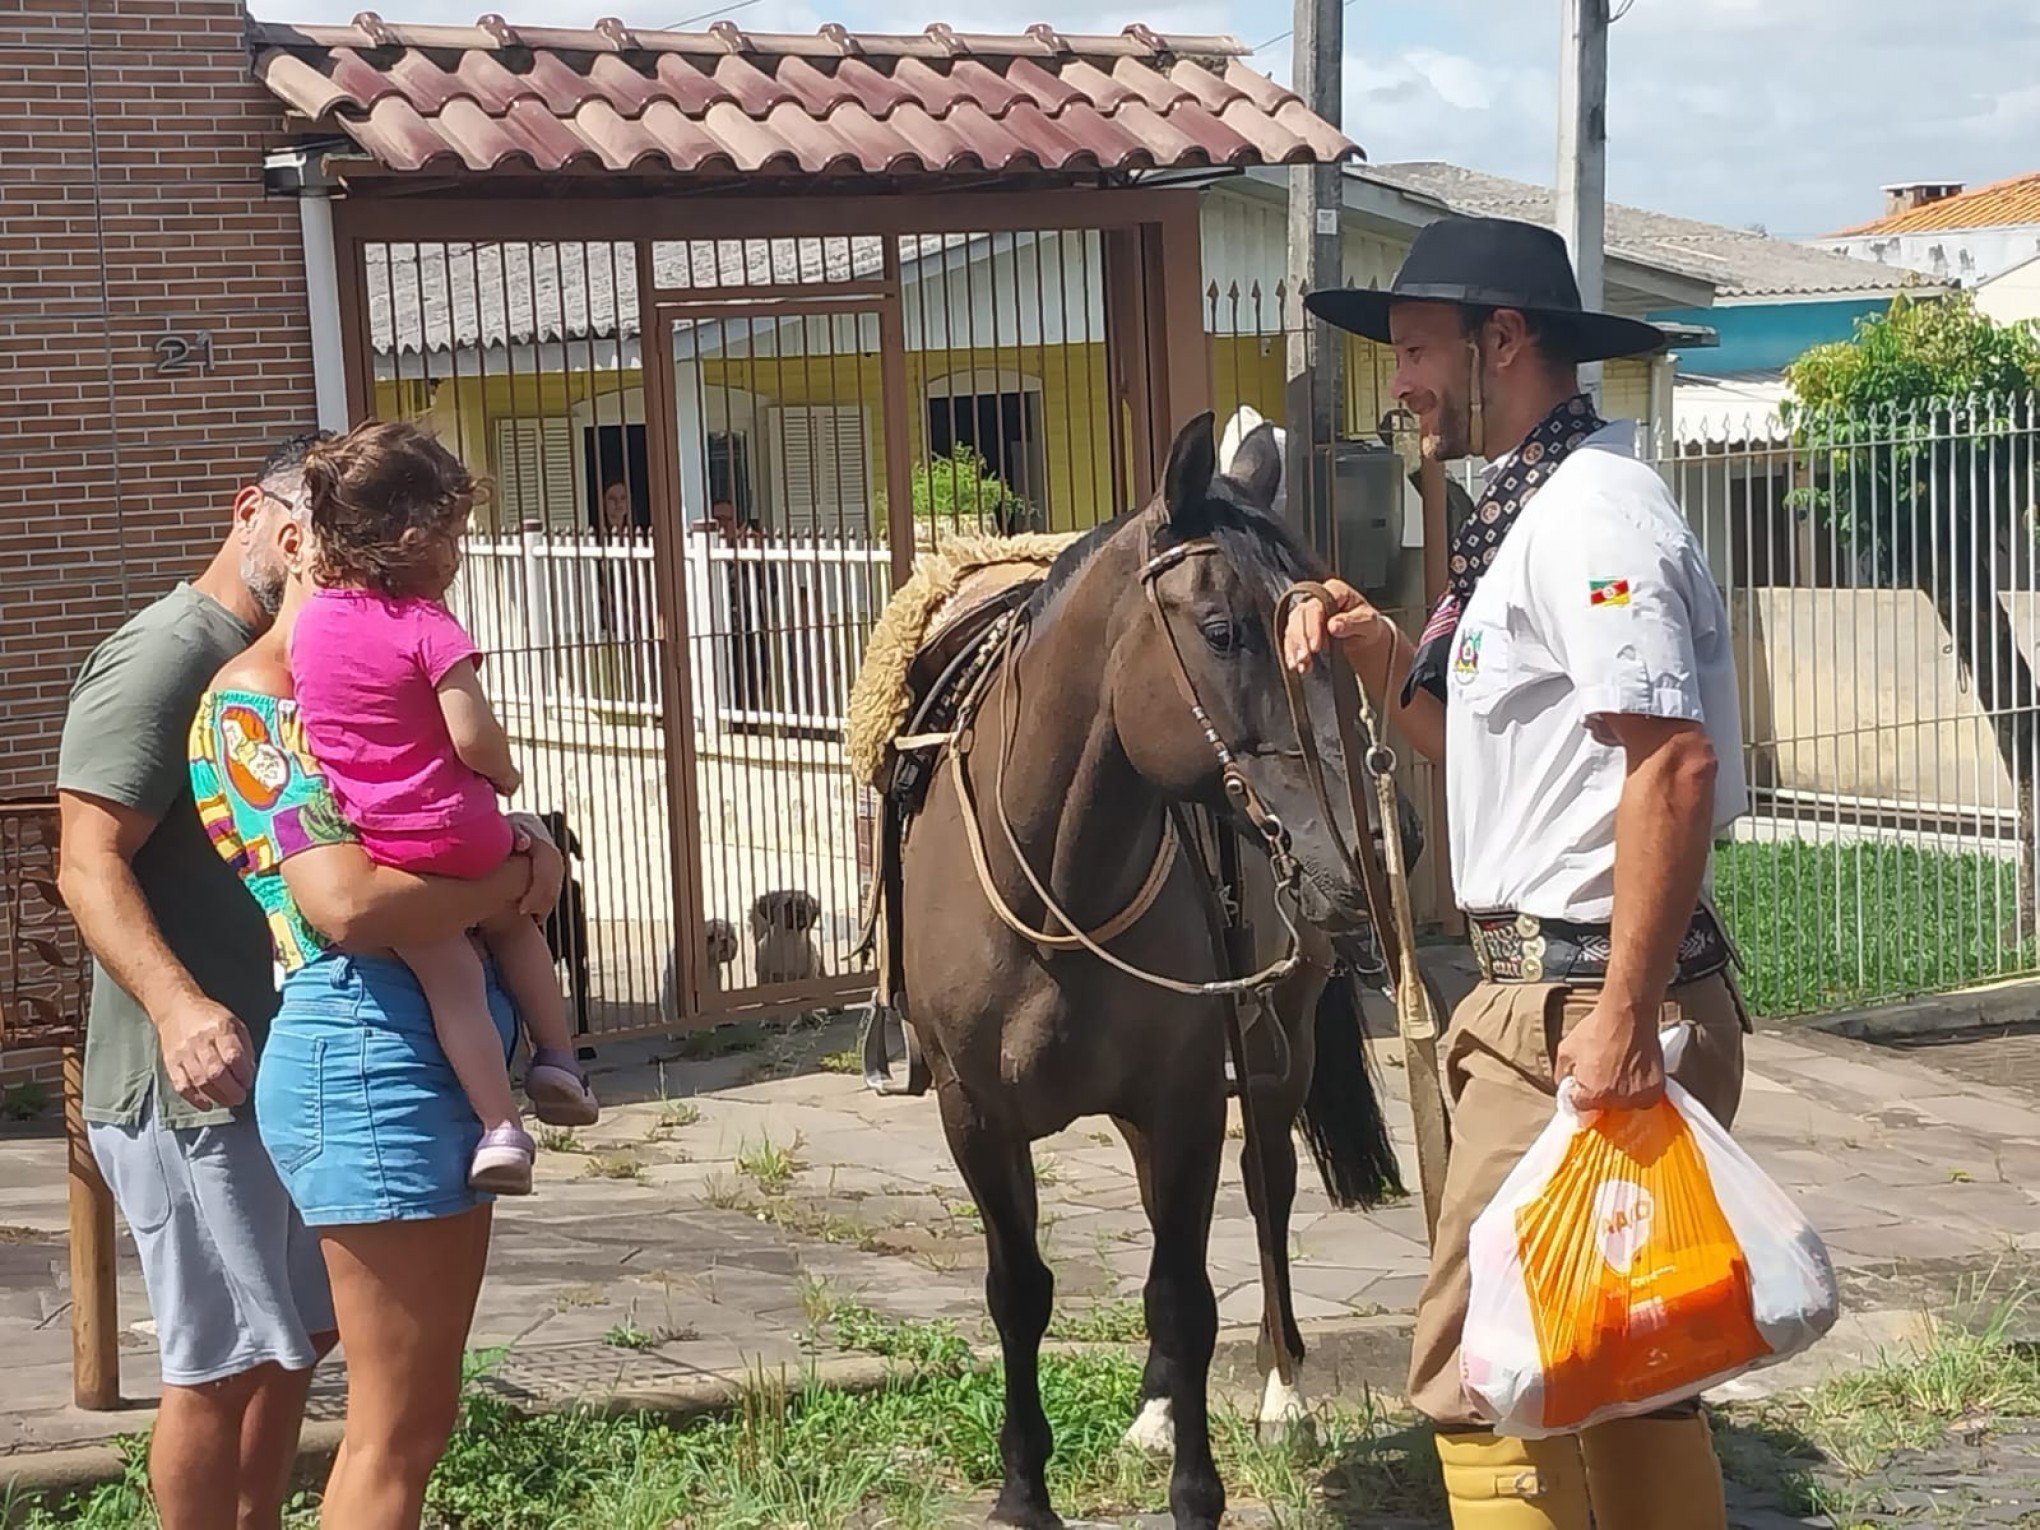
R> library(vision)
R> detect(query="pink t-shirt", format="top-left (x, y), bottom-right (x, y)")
top-left (289, 588), bottom-right (499, 833)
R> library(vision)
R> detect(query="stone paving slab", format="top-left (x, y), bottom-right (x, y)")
top-left (7, 953), bottom-right (2040, 1483)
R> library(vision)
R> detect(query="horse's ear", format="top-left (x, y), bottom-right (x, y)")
top-left (1162, 412), bottom-right (1218, 527)
top-left (1226, 423), bottom-right (1283, 512)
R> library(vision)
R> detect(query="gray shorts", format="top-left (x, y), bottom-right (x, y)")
top-left (88, 1091), bottom-right (335, 1387)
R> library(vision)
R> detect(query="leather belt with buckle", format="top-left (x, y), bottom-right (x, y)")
top-left (1468, 904), bottom-right (1735, 988)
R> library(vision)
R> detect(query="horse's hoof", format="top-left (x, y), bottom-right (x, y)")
top-left (1256, 1366), bottom-right (1315, 1448)
top-left (1122, 1396), bottom-right (1175, 1455)
top-left (1255, 1411), bottom-right (1320, 1450)
top-left (987, 1492), bottom-right (1062, 1530)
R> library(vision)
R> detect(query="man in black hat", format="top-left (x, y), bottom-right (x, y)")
top-left (1286, 217), bottom-right (1750, 1530)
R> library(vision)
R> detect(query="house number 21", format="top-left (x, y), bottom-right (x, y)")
top-left (153, 331), bottom-right (215, 375)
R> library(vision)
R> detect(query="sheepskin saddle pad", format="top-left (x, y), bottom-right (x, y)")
top-left (845, 530), bottom-right (1081, 789)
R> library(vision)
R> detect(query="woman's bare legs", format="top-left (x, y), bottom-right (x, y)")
top-left (316, 1207), bottom-right (491, 1530)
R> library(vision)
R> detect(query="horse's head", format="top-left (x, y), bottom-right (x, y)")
top-left (1111, 412), bottom-right (1392, 934)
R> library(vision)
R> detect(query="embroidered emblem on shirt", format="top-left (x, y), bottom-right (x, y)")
top-left (1589, 578), bottom-right (1632, 608)
top-left (1453, 629), bottom-right (1483, 681)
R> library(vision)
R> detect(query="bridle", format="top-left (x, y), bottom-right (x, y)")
top-left (946, 523), bottom-right (1349, 1002)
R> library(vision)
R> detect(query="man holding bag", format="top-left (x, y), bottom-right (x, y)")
top-left (1286, 217), bottom-right (1749, 1530)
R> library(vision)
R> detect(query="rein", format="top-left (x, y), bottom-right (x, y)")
top-left (1272, 582), bottom-right (1452, 1238)
top-left (945, 564), bottom-right (1304, 998)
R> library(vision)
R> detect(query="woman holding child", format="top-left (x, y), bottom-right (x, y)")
top-left (190, 421), bottom-right (595, 1527)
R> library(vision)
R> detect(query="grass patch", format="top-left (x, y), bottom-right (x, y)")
top-left (736, 1133), bottom-right (804, 1193)
top-left (816, 1049), bottom-right (862, 1075)
top-left (1713, 1281), bottom-right (2040, 1523)
top-left (537, 1126), bottom-right (585, 1154)
top-left (753, 1197), bottom-right (885, 1251)
top-left (353, 1318), bottom-right (1426, 1529)
top-left (584, 1152), bottom-right (648, 1183)
top-left (604, 1314), bottom-right (699, 1352)
top-left (657, 1100), bottom-right (702, 1130)
top-left (1048, 1298), bottom-right (1148, 1347)
top-left (1715, 837), bottom-right (2034, 1016)
top-left (700, 1174), bottom-right (747, 1210)
top-left (670, 1022), bottom-right (767, 1062)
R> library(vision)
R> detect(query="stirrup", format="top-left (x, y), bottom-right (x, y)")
top-left (859, 999), bottom-right (930, 1096)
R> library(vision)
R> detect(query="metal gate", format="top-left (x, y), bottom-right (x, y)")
top-left (337, 194), bottom-right (1206, 1038)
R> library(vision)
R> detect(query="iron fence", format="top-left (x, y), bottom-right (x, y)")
top-left (365, 215), bottom-right (2040, 1027)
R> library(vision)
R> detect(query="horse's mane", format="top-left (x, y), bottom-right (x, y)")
top-left (1026, 481), bottom-right (1325, 622)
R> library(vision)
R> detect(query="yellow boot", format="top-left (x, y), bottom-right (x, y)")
top-left (1434, 1431), bottom-right (1592, 1529)
top-left (1578, 1412), bottom-right (1728, 1530)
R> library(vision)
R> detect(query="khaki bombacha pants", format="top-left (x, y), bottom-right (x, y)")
top-left (1405, 971), bottom-right (1750, 1428)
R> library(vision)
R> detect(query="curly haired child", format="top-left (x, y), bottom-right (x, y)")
top-left (289, 421), bottom-right (598, 1193)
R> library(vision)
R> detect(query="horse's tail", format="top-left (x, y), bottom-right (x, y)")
top-left (1298, 966), bottom-right (1406, 1210)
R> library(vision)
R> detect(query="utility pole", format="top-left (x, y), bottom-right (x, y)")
top-left (1284, 0), bottom-right (1343, 550)
top-left (1556, 0), bottom-right (1609, 404)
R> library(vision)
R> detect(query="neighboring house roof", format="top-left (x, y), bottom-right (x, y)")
top-left (1355, 161), bottom-right (1936, 300)
top-left (1829, 172), bottom-right (2040, 237)
top-left (252, 15), bottom-right (1352, 180)
top-left (368, 234), bottom-right (969, 357)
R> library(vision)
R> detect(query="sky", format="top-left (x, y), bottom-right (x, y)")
top-left (260, 0), bottom-right (2040, 240)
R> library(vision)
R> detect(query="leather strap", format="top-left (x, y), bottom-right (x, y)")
top-left (1274, 580), bottom-right (1453, 1243)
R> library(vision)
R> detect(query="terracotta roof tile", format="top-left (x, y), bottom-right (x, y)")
top-left (1830, 173), bottom-right (2040, 237)
top-left (251, 14), bottom-right (1355, 180)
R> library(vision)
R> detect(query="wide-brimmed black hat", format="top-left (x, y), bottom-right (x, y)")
top-left (1305, 216), bottom-right (1667, 363)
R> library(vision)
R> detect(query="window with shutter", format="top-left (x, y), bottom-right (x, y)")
top-left (492, 417), bottom-right (578, 530)
top-left (768, 406), bottom-right (870, 537)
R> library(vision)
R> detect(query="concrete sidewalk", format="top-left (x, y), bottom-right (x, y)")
top-left (5, 955), bottom-right (2040, 1470)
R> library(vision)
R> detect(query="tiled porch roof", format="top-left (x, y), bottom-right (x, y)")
top-left (252, 15), bottom-right (1354, 179)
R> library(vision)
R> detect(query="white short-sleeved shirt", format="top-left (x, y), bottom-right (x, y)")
top-left (1443, 421), bottom-right (1747, 923)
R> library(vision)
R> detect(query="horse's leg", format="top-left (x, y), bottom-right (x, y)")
top-left (1114, 1117), bottom-right (1179, 1455)
top-left (938, 1085), bottom-right (1059, 1530)
top-left (1125, 1106), bottom-right (1227, 1530)
top-left (1242, 1090), bottom-right (1312, 1440)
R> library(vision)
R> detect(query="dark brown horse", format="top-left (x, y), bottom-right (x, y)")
top-left (897, 414), bottom-right (1406, 1528)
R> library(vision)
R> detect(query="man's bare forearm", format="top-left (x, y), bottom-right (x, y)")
top-left (284, 846), bottom-right (530, 952)
top-left (1602, 729), bottom-right (1718, 1023)
top-left (59, 850), bottom-right (201, 1023)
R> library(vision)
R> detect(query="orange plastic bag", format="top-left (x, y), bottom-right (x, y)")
top-left (1460, 1028), bottom-right (1837, 1437)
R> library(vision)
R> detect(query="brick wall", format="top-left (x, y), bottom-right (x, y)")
top-left (0, 0), bottom-right (316, 1090)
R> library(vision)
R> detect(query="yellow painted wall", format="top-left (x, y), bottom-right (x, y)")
top-left (371, 340), bottom-right (1666, 538)
top-left (374, 370), bottom-right (641, 533)
top-left (1604, 358), bottom-right (1652, 423)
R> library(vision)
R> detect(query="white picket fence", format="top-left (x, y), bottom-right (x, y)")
top-left (447, 527), bottom-right (892, 736)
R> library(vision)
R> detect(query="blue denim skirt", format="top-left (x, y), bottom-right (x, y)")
top-left (255, 952), bottom-right (517, 1227)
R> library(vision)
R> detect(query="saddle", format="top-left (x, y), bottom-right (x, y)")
top-left (857, 579), bottom-right (1040, 1095)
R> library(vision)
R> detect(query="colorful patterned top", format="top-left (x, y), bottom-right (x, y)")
top-left (188, 688), bottom-right (359, 977)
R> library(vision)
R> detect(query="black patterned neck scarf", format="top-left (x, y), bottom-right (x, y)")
top-left (1403, 393), bottom-right (1605, 705)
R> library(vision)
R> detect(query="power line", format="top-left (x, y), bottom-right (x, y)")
top-left (1254, 0), bottom-right (1632, 59)
top-left (662, 0), bottom-right (757, 29)
top-left (1251, 0), bottom-right (1359, 58)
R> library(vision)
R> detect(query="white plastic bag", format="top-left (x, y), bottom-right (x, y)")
top-left (1460, 1026), bottom-right (1837, 1438)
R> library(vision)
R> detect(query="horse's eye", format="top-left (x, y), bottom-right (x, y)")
top-left (1200, 618), bottom-right (1241, 654)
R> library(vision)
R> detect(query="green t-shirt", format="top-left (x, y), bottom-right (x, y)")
top-left (56, 584), bottom-right (272, 1129)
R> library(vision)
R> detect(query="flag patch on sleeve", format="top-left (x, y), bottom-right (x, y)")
top-left (1588, 578), bottom-right (1631, 608)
